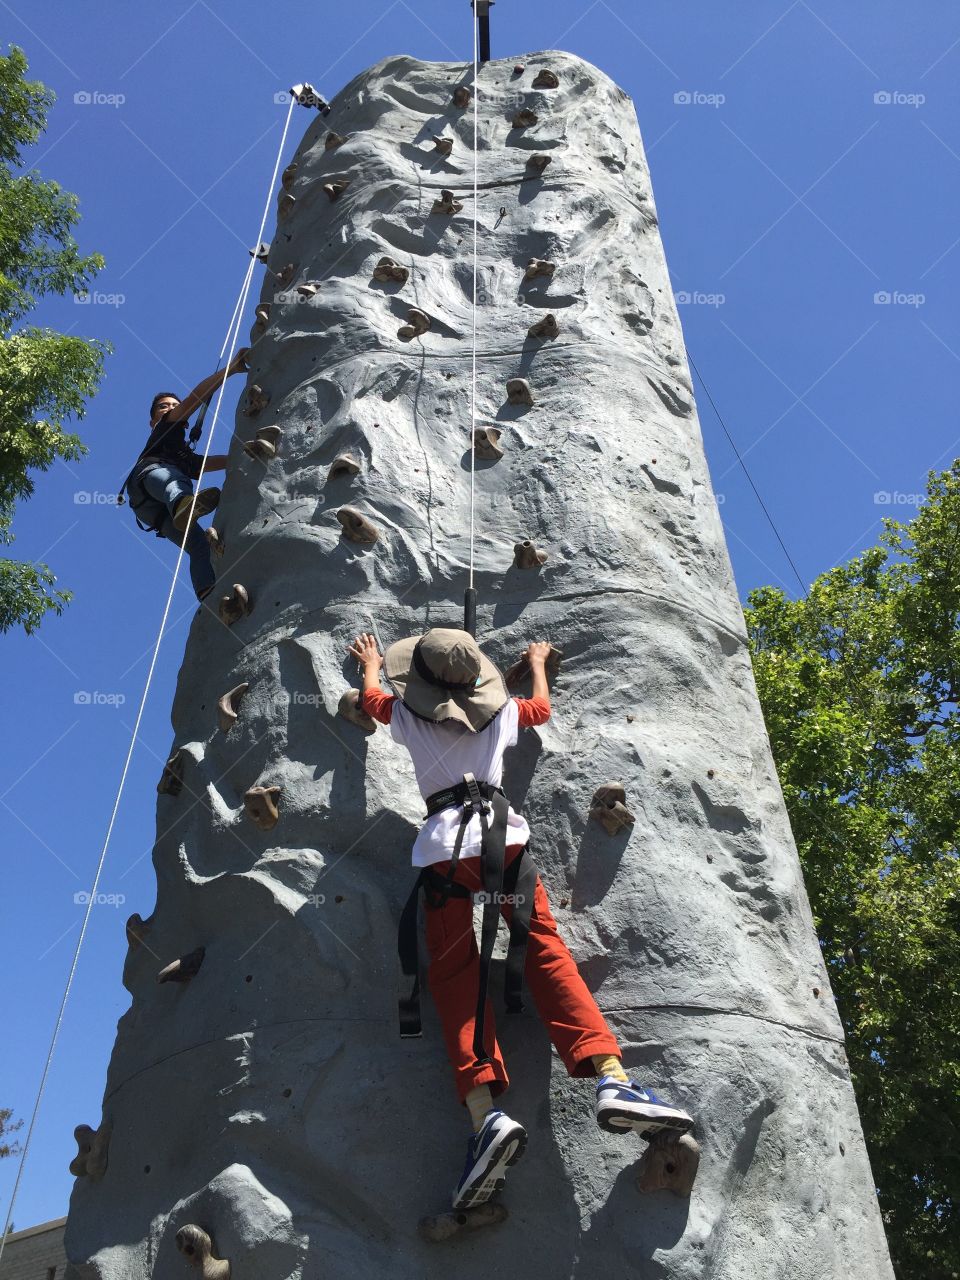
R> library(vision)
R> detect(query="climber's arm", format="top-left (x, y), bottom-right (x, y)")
top-left (515, 641), bottom-right (552, 727)
top-left (349, 632), bottom-right (396, 724)
top-left (174, 348), bottom-right (251, 422)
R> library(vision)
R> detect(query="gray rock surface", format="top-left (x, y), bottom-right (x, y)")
top-left (64, 51), bottom-right (893, 1279)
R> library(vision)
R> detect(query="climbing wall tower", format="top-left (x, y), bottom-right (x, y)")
top-left (64, 52), bottom-right (893, 1279)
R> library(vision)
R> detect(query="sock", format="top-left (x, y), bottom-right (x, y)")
top-left (592, 1054), bottom-right (629, 1083)
top-left (465, 1085), bottom-right (494, 1133)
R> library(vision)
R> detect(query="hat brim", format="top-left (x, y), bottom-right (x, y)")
top-left (383, 635), bottom-right (509, 732)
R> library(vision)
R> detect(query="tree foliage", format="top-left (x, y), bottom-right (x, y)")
top-left (0, 1107), bottom-right (22, 1159)
top-left (746, 462), bottom-right (960, 1280)
top-left (0, 44), bottom-right (108, 633)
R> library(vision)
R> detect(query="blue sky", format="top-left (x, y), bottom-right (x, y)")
top-left (2, 0), bottom-right (959, 1232)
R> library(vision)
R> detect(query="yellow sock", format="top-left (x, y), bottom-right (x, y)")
top-left (465, 1085), bottom-right (494, 1133)
top-left (592, 1054), bottom-right (629, 1082)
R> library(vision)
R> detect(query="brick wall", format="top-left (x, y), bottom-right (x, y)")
top-left (0, 1219), bottom-right (68, 1279)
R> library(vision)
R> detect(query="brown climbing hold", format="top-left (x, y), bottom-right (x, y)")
top-left (337, 507), bottom-right (379, 545)
top-left (636, 1131), bottom-right (701, 1198)
top-left (277, 192), bottom-right (296, 221)
top-left (217, 683), bottom-right (249, 732)
top-left (373, 256), bottom-right (409, 284)
top-left (157, 749), bottom-right (185, 796)
top-left (506, 378), bottom-right (534, 406)
top-left (532, 69), bottom-right (560, 89)
top-left (338, 689), bottom-right (377, 735)
top-left (452, 86), bottom-right (472, 108)
top-left (524, 257), bottom-right (556, 281)
top-left (218, 584), bottom-right (251, 626)
top-left (251, 303), bottom-right (271, 340)
top-left (528, 313), bottom-right (559, 339)
top-left (157, 946), bottom-right (205, 985)
top-left (473, 426), bottom-right (504, 460)
top-left (419, 1202), bottom-right (508, 1242)
top-left (432, 189), bottom-right (463, 215)
top-left (296, 282), bottom-right (319, 298)
top-left (589, 782), bottom-right (636, 836)
top-left (327, 453), bottom-right (361, 481)
top-left (243, 424), bottom-right (282, 462)
top-left (431, 135), bottom-right (454, 156)
top-left (323, 179), bottom-right (350, 202)
top-left (511, 108), bottom-right (538, 129)
top-left (513, 540), bottom-right (548, 570)
top-left (275, 262), bottom-right (297, 287)
top-left (244, 785), bottom-right (281, 831)
top-left (125, 912), bottom-right (151, 949)
top-left (526, 154), bottom-right (552, 174)
top-left (249, 242), bottom-right (269, 263)
top-left (69, 1119), bottom-right (111, 1180)
top-left (205, 526), bottom-right (225, 558)
top-left (503, 644), bottom-right (563, 689)
top-left (398, 308), bottom-right (431, 341)
top-left (176, 1225), bottom-right (231, 1279)
top-left (513, 65), bottom-right (525, 75)
top-left (324, 130), bottom-right (347, 150)
top-left (281, 161), bottom-right (298, 190)
top-left (243, 384), bottom-right (269, 417)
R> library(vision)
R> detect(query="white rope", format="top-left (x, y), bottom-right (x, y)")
top-left (0, 91), bottom-right (297, 1261)
top-left (468, 6), bottom-right (480, 589)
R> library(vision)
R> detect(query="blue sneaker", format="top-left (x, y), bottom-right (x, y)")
top-left (452, 1109), bottom-right (527, 1209)
top-left (595, 1076), bottom-right (694, 1137)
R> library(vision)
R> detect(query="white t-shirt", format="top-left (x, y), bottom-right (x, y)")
top-left (389, 698), bottom-right (531, 867)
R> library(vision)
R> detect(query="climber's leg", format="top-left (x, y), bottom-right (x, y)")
top-left (451, 1107), bottom-right (527, 1211)
top-left (155, 509), bottom-right (217, 601)
top-left (140, 462), bottom-right (220, 534)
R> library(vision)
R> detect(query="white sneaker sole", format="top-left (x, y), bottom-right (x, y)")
top-left (453, 1127), bottom-right (527, 1210)
top-left (597, 1099), bottom-right (694, 1136)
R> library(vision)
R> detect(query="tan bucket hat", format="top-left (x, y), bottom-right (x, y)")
top-left (383, 627), bottom-right (509, 732)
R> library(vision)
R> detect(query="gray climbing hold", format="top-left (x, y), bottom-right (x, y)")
top-left (69, 1119), bottom-right (111, 1181)
top-left (532, 69), bottom-right (560, 89)
top-left (325, 130), bottom-right (347, 150)
top-left (218, 584), bottom-right (251, 626)
top-left (503, 644), bottom-right (563, 689)
top-left (243, 385), bottom-right (269, 417)
top-left (506, 378), bottom-right (534, 406)
top-left (175, 1225), bottom-right (231, 1279)
top-left (249, 242), bottom-right (269, 263)
top-left (432, 189), bottom-right (463, 215)
top-left (157, 750), bottom-right (185, 796)
top-left (418, 1202), bottom-right (509, 1242)
top-left (452, 86), bottom-right (472, 108)
top-left (244, 785), bottom-right (282, 831)
top-left (277, 192), bottom-right (296, 221)
top-left (589, 782), bottom-right (636, 835)
top-left (512, 108), bottom-right (539, 129)
top-left (217, 683), bottom-right (249, 732)
top-left (157, 946), bottom-right (206, 985)
top-left (636, 1131), bottom-right (701, 1197)
top-left (281, 161), bottom-right (298, 190)
top-left (323, 179), bottom-right (350, 202)
top-left (327, 453), bottom-right (362, 482)
top-left (296, 282), bottom-right (319, 298)
top-left (398, 308), bottom-right (431, 341)
top-left (524, 257), bottom-right (556, 281)
top-left (431, 134), bottom-right (454, 156)
top-left (373, 256), bottom-right (409, 284)
top-left (337, 507), bottom-right (379, 544)
top-left (338, 689), bottom-right (377, 735)
top-left (472, 426), bottom-right (504, 460)
top-left (243, 424), bottom-right (282, 462)
top-left (513, 539), bottom-right (548, 569)
top-left (275, 262), bottom-right (297, 287)
top-left (125, 913), bottom-right (151, 950)
top-left (205, 526), bottom-right (225, 558)
top-left (526, 153), bottom-right (552, 174)
top-left (528, 313), bottom-right (559, 339)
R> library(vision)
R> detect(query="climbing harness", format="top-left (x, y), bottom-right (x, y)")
top-left (119, 385), bottom-right (219, 535)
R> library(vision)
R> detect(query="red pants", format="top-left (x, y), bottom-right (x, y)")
top-left (423, 843), bottom-right (621, 1103)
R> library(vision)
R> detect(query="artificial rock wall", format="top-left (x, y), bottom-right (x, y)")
top-left (64, 51), bottom-right (893, 1280)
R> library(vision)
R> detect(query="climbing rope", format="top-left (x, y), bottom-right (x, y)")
top-left (464, 4), bottom-right (481, 635)
top-left (0, 92), bottom-right (298, 1261)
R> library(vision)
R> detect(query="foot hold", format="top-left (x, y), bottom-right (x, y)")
top-left (218, 584), bottom-right (251, 626)
top-left (244, 785), bottom-right (281, 831)
top-left (418, 1202), bottom-right (509, 1243)
top-left (636, 1131), bottom-right (701, 1198)
top-left (176, 1224), bottom-right (231, 1278)
top-left (217, 683), bottom-right (249, 732)
top-left (590, 782), bottom-right (636, 835)
top-left (338, 689), bottom-right (377, 734)
top-left (512, 540), bottom-right (548, 570)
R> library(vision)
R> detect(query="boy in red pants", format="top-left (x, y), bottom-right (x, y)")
top-left (349, 627), bottom-right (693, 1209)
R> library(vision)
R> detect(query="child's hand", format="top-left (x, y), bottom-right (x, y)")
top-left (526, 641), bottom-right (552, 667)
top-left (348, 632), bottom-right (382, 667)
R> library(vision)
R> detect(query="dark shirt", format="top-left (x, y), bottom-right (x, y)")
top-left (127, 411), bottom-right (202, 487)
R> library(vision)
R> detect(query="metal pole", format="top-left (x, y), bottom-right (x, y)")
top-left (473, 0), bottom-right (493, 63)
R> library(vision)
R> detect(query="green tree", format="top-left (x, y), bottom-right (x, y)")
top-left (0, 1107), bottom-right (22, 1159)
top-left (746, 462), bottom-right (960, 1280)
top-left (0, 44), bottom-right (108, 634)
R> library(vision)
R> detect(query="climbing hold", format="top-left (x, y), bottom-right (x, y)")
top-left (431, 134), bottom-right (454, 156)
top-left (636, 1132), bottom-right (701, 1198)
top-left (338, 689), bottom-right (377, 735)
top-left (589, 782), bottom-right (636, 836)
top-left (513, 65), bottom-right (525, 75)
top-left (324, 130), bottom-right (347, 150)
top-left (217, 683), bottom-right (249, 732)
top-left (472, 426), bottom-right (504, 460)
top-left (296, 282), bottom-right (319, 298)
top-left (337, 507), bottom-right (380, 544)
top-left (157, 750), bottom-right (185, 796)
top-left (512, 540), bottom-right (548, 570)
top-left (323, 179), bottom-right (350, 202)
top-left (125, 913), bottom-right (151, 950)
top-left (511, 108), bottom-right (538, 129)
top-left (176, 1225), bottom-right (231, 1279)
top-left (398, 308), bottom-right (431, 340)
top-left (275, 262), bottom-right (297, 287)
top-left (249, 242), bottom-right (269, 263)
top-left (528, 313), bottom-right (559, 339)
top-left (327, 453), bottom-right (361, 481)
top-left (532, 69), bottom-right (560, 89)
top-left (218, 584), bottom-right (251, 626)
top-left (506, 378), bottom-right (534, 406)
top-left (277, 192), bottom-right (296, 221)
top-left (243, 384), bottom-right (269, 417)
top-left (526, 153), bottom-right (552, 174)
top-left (251, 303), bottom-right (271, 340)
top-left (205, 526), bottom-right (225, 558)
top-left (452, 86), bottom-right (472, 108)
top-left (281, 161), bottom-right (298, 190)
top-left (432, 189), bottom-right (463, 215)
top-left (243, 424), bottom-right (282, 462)
top-left (524, 258), bottom-right (556, 281)
top-left (244, 785), bottom-right (282, 831)
top-left (157, 946), bottom-right (206, 985)
top-left (503, 644), bottom-right (563, 689)
top-left (69, 1119), bottom-right (111, 1180)
top-left (418, 1202), bottom-right (509, 1242)
top-left (373, 256), bottom-right (409, 284)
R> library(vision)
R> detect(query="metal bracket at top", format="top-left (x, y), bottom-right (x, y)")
top-left (471, 0), bottom-right (494, 62)
top-left (289, 83), bottom-right (331, 114)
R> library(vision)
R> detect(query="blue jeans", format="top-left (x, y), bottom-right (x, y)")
top-left (135, 463), bottom-right (216, 599)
